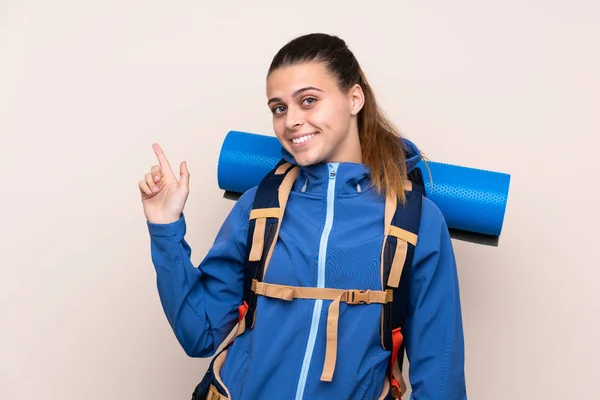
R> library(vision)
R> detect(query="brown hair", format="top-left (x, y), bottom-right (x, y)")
top-left (268, 33), bottom-right (411, 202)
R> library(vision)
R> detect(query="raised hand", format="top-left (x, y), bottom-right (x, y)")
top-left (139, 143), bottom-right (190, 224)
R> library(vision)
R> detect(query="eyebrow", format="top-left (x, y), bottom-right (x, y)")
top-left (267, 86), bottom-right (324, 105)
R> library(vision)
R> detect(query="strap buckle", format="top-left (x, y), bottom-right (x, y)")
top-left (347, 289), bottom-right (372, 305)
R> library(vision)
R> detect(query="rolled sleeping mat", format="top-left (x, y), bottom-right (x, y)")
top-left (218, 130), bottom-right (511, 246)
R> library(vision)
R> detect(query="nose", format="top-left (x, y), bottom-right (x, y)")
top-left (284, 106), bottom-right (303, 131)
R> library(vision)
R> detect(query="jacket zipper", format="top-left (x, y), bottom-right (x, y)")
top-left (294, 163), bottom-right (339, 400)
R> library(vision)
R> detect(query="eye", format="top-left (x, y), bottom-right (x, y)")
top-left (302, 97), bottom-right (317, 106)
top-left (272, 105), bottom-right (286, 115)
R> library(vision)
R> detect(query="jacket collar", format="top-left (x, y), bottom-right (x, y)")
top-left (280, 138), bottom-right (422, 197)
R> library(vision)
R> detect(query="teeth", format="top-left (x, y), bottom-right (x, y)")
top-left (292, 134), bottom-right (315, 144)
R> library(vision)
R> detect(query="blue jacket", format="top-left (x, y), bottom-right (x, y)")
top-left (147, 140), bottom-right (467, 399)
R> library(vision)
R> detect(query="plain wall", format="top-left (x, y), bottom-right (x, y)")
top-left (1, 0), bottom-right (599, 399)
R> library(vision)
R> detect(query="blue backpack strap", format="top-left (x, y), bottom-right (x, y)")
top-left (241, 159), bottom-right (299, 331)
top-left (381, 170), bottom-right (425, 397)
top-left (384, 169), bottom-right (426, 341)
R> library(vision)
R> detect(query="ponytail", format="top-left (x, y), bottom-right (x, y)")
top-left (357, 70), bottom-right (408, 203)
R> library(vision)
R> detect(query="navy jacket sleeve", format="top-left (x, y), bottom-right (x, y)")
top-left (404, 197), bottom-right (467, 399)
top-left (146, 187), bottom-right (257, 357)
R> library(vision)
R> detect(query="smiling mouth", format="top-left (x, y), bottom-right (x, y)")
top-left (291, 133), bottom-right (317, 146)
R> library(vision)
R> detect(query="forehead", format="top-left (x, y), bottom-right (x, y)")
top-left (266, 62), bottom-right (338, 97)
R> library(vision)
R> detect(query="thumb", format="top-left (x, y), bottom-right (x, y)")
top-left (179, 160), bottom-right (190, 188)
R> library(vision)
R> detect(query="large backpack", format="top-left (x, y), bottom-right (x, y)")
top-left (195, 159), bottom-right (424, 400)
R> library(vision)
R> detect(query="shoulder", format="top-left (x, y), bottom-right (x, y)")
top-left (212, 187), bottom-right (259, 252)
top-left (231, 186), bottom-right (259, 221)
top-left (238, 185), bottom-right (259, 207)
top-left (413, 195), bottom-right (453, 263)
top-left (420, 196), bottom-right (448, 231)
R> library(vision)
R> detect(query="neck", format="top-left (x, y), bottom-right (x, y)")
top-left (325, 128), bottom-right (363, 164)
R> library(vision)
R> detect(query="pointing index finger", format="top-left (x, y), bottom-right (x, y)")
top-left (152, 143), bottom-right (174, 174)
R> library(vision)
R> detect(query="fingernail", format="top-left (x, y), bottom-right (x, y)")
top-left (154, 175), bottom-right (159, 182)
top-left (153, 186), bottom-right (159, 192)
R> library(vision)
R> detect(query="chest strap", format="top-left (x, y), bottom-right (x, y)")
top-left (251, 279), bottom-right (393, 382)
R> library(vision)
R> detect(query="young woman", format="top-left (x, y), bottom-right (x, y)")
top-left (139, 33), bottom-right (467, 399)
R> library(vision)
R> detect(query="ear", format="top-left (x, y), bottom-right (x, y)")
top-left (348, 83), bottom-right (365, 116)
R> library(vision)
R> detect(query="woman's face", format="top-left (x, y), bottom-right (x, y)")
top-left (266, 62), bottom-right (364, 166)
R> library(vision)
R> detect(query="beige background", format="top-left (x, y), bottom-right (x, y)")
top-left (1, 0), bottom-right (599, 399)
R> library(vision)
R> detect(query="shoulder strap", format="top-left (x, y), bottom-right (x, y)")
top-left (381, 170), bottom-right (425, 398)
top-left (242, 159), bottom-right (299, 331)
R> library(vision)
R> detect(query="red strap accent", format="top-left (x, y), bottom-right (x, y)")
top-left (226, 302), bottom-right (250, 349)
top-left (238, 301), bottom-right (248, 322)
top-left (390, 327), bottom-right (404, 398)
